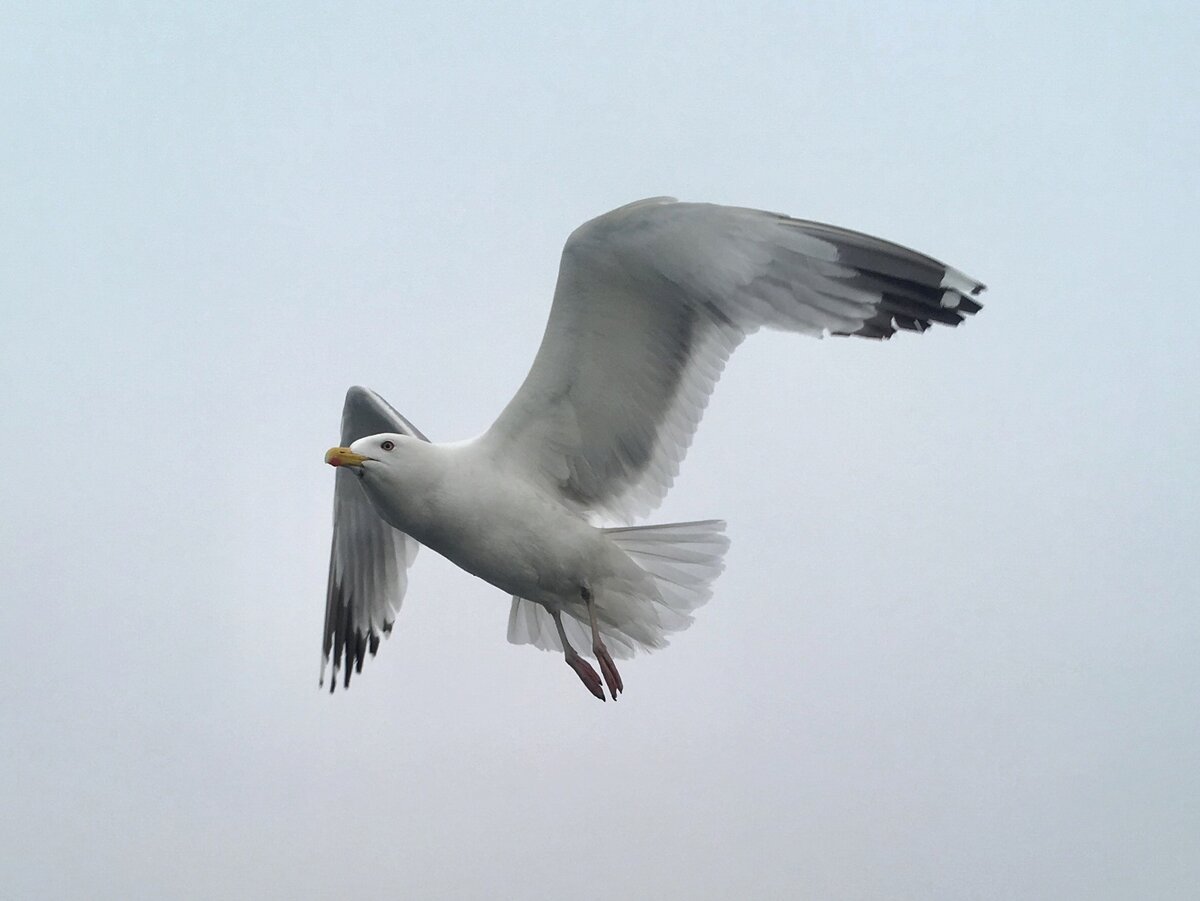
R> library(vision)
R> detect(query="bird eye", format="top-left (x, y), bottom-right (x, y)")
top-left (380, 440), bottom-right (395, 451)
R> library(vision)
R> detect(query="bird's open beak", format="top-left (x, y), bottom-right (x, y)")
top-left (325, 447), bottom-right (370, 468)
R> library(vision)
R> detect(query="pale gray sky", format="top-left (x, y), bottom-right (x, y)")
top-left (3, 3), bottom-right (1198, 899)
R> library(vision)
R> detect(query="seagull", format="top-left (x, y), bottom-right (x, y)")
top-left (321, 197), bottom-right (984, 700)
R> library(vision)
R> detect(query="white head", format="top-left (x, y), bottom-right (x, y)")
top-left (324, 432), bottom-right (424, 479)
top-left (325, 432), bottom-right (440, 534)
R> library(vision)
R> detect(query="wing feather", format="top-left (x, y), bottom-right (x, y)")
top-left (482, 198), bottom-right (983, 522)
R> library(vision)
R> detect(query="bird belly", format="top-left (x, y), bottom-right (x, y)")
top-left (377, 474), bottom-right (605, 605)
top-left (437, 502), bottom-right (603, 605)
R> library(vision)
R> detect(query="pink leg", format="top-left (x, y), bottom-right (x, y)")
top-left (552, 609), bottom-right (605, 702)
top-left (584, 588), bottom-right (623, 699)
top-left (594, 643), bottom-right (623, 699)
top-left (565, 651), bottom-right (605, 702)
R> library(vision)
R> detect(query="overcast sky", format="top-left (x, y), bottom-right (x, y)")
top-left (3, 3), bottom-right (1198, 899)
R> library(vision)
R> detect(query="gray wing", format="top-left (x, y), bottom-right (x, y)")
top-left (482, 197), bottom-right (985, 522)
top-left (322, 386), bottom-right (427, 691)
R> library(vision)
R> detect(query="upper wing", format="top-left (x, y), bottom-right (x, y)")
top-left (481, 197), bottom-right (985, 522)
top-left (321, 386), bottom-right (426, 691)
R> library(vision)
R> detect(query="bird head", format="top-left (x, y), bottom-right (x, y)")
top-left (325, 433), bottom-right (421, 477)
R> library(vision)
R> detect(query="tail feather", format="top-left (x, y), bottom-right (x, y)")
top-left (605, 519), bottom-right (729, 609)
top-left (506, 520), bottom-right (730, 658)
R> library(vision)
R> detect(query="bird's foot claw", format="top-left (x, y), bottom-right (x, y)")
top-left (566, 654), bottom-right (606, 702)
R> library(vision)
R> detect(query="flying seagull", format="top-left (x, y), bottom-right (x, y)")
top-left (322, 197), bottom-right (984, 700)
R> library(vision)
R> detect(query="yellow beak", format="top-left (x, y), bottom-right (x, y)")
top-left (325, 447), bottom-right (370, 468)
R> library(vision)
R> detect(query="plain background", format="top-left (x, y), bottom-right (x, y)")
top-left (3, 3), bottom-right (1197, 899)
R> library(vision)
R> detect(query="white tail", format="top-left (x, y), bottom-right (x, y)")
top-left (507, 520), bottom-right (730, 658)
